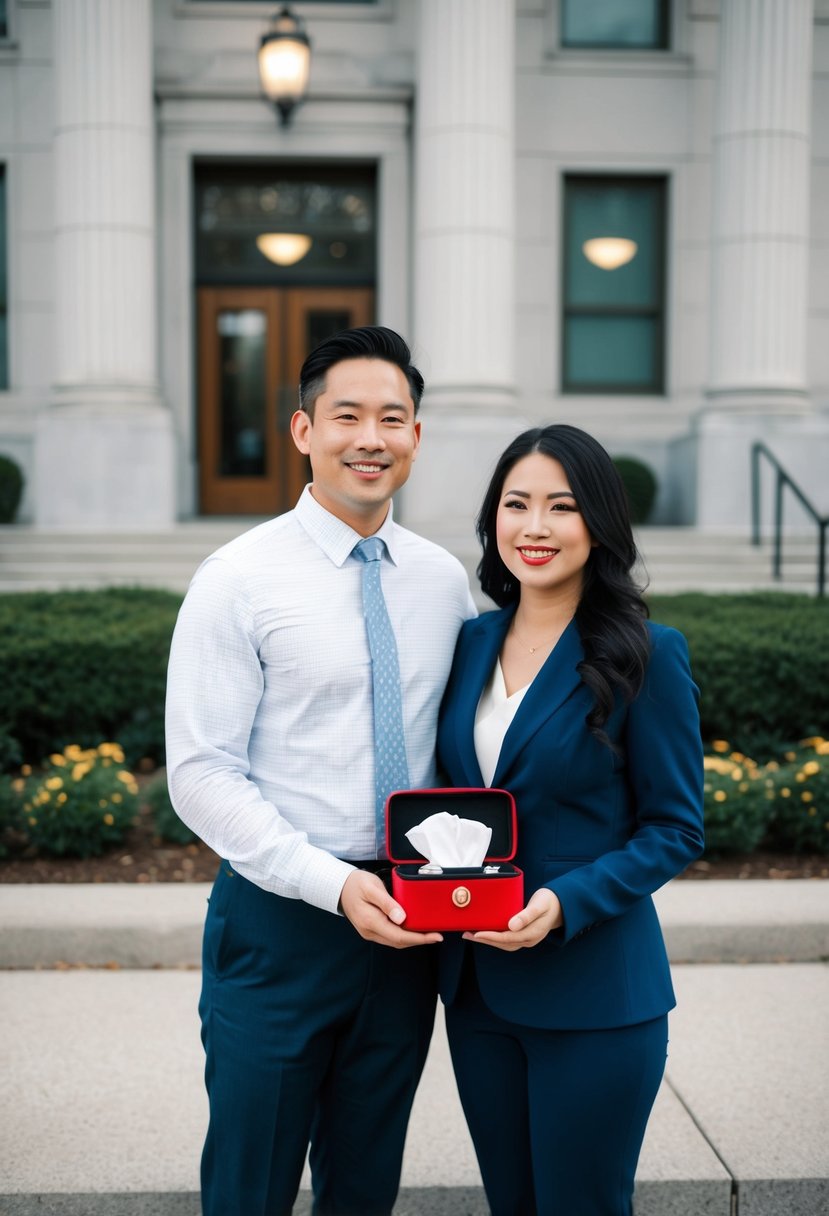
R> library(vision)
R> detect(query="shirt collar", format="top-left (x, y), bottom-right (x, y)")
top-left (294, 484), bottom-right (400, 568)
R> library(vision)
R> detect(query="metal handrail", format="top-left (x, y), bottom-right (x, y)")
top-left (750, 441), bottom-right (827, 597)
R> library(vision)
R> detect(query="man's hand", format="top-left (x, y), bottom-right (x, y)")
top-left (339, 870), bottom-right (443, 949)
top-left (461, 887), bottom-right (562, 952)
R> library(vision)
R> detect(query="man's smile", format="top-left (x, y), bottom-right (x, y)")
top-left (346, 461), bottom-right (390, 476)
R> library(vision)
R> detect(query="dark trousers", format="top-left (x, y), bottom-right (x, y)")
top-left (199, 864), bottom-right (438, 1216)
top-left (445, 952), bottom-right (668, 1216)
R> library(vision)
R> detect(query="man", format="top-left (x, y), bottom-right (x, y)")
top-left (166, 326), bottom-right (475, 1216)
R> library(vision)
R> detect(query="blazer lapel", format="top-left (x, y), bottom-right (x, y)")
top-left (491, 618), bottom-right (585, 788)
top-left (452, 607), bottom-right (514, 787)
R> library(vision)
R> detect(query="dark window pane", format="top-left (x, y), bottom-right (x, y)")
top-left (561, 0), bottom-right (668, 50)
top-left (565, 316), bottom-right (660, 389)
top-left (0, 0), bottom-right (6, 40)
top-left (562, 175), bottom-right (666, 394)
top-left (307, 310), bottom-right (351, 352)
top-left (195, 164), bottom-right (376, 287)
top-left (217, 310), bottom-right (267, 477)
top-left (566, 181), bottom-right (662, 308)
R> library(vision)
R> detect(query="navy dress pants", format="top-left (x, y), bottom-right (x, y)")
top-left (445, 951), bottom-right (668, 1216)
top-left (199, 864), bottom-right (437, 1216)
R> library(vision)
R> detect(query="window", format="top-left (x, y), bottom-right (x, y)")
top-left (561, 0), bottom-right (669, 51)
top-left (194, 163), bottom-right (376, 287)
top-left (0, 1), bottom-right (7, 40)
top-left (562, 176), bottom-right (666, 394)
top-left (0, 166), bottom-right (7, 389)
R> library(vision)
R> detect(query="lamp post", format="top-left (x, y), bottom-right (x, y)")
top-left (257, 5), bottom-right (311, 126)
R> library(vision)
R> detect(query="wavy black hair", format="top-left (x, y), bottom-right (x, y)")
top-left (477, 424), bottom-right (651, 749)
top-left (299, 326), bottom-right (424, 419)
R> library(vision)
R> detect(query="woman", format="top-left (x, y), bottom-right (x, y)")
top-left (437, 424), bottom-right (704, 1216)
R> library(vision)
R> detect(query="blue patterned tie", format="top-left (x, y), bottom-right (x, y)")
top-left (353, 536), bottom-right (410, 857)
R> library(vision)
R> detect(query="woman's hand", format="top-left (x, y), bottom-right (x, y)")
top-left (462, 887), bottom-right (563, 951)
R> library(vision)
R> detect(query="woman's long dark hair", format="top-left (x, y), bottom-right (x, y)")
top-left (477, 424), bottom-right (650, 750)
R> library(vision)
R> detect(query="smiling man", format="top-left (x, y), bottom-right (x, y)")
top-left (165, 326), bottom-right (475, 1216)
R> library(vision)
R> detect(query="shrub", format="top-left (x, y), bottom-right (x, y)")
top-left (0, 453), bottom-right (24, 523)
top-left (19, 742), bottom-right (139, 857)
top-left (647, 593), bottom-right (829, 760)
top-left (613, 456), bottom-right (658, 524)
top-left (702, 744), bottom-right (772, 855)
top-left (0, 773), bottom-right (25, 858)
top-left (764, 738), bottom-right (829, 854)
top-left (0, 588), bottom-right (182, 772)
top-left (143, 769), bottom-right (197, 845)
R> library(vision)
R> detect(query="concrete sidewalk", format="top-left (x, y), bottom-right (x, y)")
top-left (0, 881), bottom-right (827, 1216)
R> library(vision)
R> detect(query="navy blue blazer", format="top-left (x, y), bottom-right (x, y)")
top-left (436, 609), bottom-right (704, 1031)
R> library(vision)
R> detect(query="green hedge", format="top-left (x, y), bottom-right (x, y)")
top-left (0, 588), bottom-right (826, 774)
top-left (0, 589), bottom-right (182, 770)
top-left (647, 592), bottom-right (829, 761)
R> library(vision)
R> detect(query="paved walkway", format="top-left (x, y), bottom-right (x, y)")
top-left (0, 880), bottom-right (827, 1216)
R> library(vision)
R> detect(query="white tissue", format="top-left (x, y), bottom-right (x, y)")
top-left (405, 811), bottom-right (492, 868)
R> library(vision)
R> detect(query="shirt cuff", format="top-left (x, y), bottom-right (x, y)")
top-left (299, 850), bottom-right (359, 915)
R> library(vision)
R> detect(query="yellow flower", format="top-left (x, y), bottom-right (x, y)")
top-left (739, 782), bottom-right (749, 792)
top-left (795, 772), bottom-right (806, 783)
top-left (45, 776), bottom-right (63, 791)
top-left (103, 813), bottom-right (115, 826)
top-left (72, 762), bottom-right (91, 781)
top-left (714, 790), bottom-right (727, 803)
top-left (111, 793), bottom-right (123, 804)
top-left (21, 764), bottom-right (32, 776)
top-left (704, 756), bottom-right (734, 775)
top-left (802, 761), bottom-right (820, 776)
top-left (781, 788), bottom-right (791, 798)
top-left (712, 740), bottom-right (730, 753)
top-left (28, 816), bottom-right (37, 826)
top-left (98, 743), bottom-right (125, 763)
top-left (801, 791), bottom-right (814, 803)
top-left (784, 751), bottom-right (797, 762)
top-left (730, 767), bottom-right (744, 781)
top-left (64, 745), bottom-right (83, 761)
top-left (50, 753), bottom-right (67, 767)
top-left (765, 761), bottom-right (780, 772)
top-left (801, 736), bottom-right (825, 748)
top-left (127, 783), bottom-right (139, 796)
top-left (12, 778), bottom-right (24, 792)
top-left (57, 793), bottom-right (67, 805)
top-left (99, 799), bottom-right (108, 809)
top-left (116, 770), bottom-right (134, 785)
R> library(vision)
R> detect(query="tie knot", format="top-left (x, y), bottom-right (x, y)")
top-left (353, 536), bottom-right (385, 564)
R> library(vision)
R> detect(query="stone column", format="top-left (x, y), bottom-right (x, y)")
top-left (405, 0), bottom-right (521, 542)
top-left (681, 0), bottom-right (827, 530)
top-left (36, 0), bottom-right (174, 528)
top-left (708, 0), bottom-right (812, 409)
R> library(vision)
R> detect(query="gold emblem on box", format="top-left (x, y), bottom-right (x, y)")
top-left (452, 886), bottom-right (471, 908)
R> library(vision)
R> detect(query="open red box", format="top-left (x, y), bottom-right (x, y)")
top-left (385, 788), bottom-right (524, 932)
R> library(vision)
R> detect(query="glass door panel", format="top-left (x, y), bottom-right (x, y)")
top-left (198, 286), bottom-right (374, 515)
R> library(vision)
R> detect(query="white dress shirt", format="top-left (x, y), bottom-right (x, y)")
top-left (474, 660), bottom-right (530, 788)
top-left (165, 486), bottom-right (476, 914)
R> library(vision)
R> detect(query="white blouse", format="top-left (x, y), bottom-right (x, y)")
top-left (474, 660), bottom-right (530, 788)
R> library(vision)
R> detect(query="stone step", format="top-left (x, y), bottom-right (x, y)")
top-left (0, 524), bottom-right (822, 596)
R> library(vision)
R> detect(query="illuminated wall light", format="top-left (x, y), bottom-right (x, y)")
top-left (582, 237), bottom-right (638, 270)
top-left (256, 233), bottom-right (313, 266)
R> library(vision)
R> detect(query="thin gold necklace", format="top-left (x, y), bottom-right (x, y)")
top-left (510, 618), bottom-right (565, 655)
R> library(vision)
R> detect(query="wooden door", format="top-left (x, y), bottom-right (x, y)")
top-left (198, 286), bottom-right (374, 515)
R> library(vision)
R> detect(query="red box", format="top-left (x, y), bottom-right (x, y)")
top-left (386, 788), bottom-right (524, 932)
